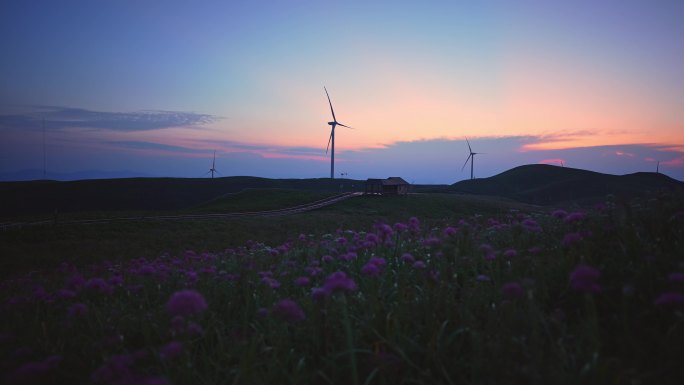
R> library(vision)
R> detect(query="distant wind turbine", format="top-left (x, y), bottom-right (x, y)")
top-left (205, 150), bottom-right (220, 179)
top-left (461, 137), bottom-right (482, 180)
top-left (657, 160), bottom-right (660, 174)
top-left (560, 160), bottom-right (564, 168)
top-left (324, 86), bottom-right (353, 179)
top-left (42, 118), bottom-right (46, 179)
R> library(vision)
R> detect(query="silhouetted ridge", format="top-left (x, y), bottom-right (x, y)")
top-left (450, 164), bottom-right (682, 205)
top-left (0, 177), bottom-right (362, 217)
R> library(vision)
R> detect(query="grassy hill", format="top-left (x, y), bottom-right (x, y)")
top-left (0, 176), bottom-right (363, 218)
top-left (450, 164), bottom-right (683, 206)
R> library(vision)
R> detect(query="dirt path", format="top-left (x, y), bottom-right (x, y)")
top-left (1, 192), bottom-right (363, 230)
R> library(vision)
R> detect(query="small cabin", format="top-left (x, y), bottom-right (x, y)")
top-left (365, 177), bottom-right (410, 195)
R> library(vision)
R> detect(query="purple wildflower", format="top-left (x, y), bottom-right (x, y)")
top-left (393, 222), bottom-right (408, 232)
top-left (501, 282), bottom-right (525, 300)
top-left (339, 252), bottom-right (358, 262)
top-left (91, 353), bottom-right (135, 383)
top-left (57, 289), bottom-right (76, 300)
top-left (409, 217), bottom-right (420, 232)
top-left (654, 292), bottom-right (684, 307)
top-left (165, 290), bottom-right (208, 317)
top-left (443, 226), bottom-right (458, 237)
top-left (9, 355), bottom-right (61, 384)
top-left (361, 263), bottom-right (381, 277)
top-left (552, 209), bottom-right (568, 219)
top-left (564, 211), bottom-right (586, 223)
top-left (569, 265), bottom-right (601, 293)
top-left (159, 341), bottom-right (183, 361)
top-left (323, 271), bottom-right (357, 293)
top-left (294, 276), bottom-right (311, 286)
top-left (476, 274), bottom-right (491, 282)
top-left (271, 299), bottom-right (306, 323)
top-left (668, 272), bottom-right (684, 283)
top-left (85, 278), bottom-right (113, 295)
top-left (257, 307), bottom-right (269, 317)
top-left (321, 255), bottom-right (334, 263)
top-left (521, 218), bottom-right (542, 232)
top-left (562, 232), bottom-right (583, 247)
top-left (413, 260), bottom-right (426, 269)
top-left (67, 302), bottom-right (89, 317)
top-left (186, 321), bottom-right (204, 336)
top-left (503, 249), bottom-right (517, 259)
top-left (311, 287), bottom-right (329, 301)
top-left (261, 277), bottom-right (281, 289)
top-left (401, 253), bottom-right (415, 263)
top-left (368, 256), bottom-right (386, 267)
top-left (64, 274), bottom-right (86, 291)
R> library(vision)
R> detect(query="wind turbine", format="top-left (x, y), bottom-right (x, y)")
top-left (461, 137), bottom-right (481, 180)
top-left (42, 118), bottom-right (46, 179)
top-left (657, 160), bottom-right (660, 174)
top-left (206, 150), bottom-right (219, 179)
top-left (324, 86), bottom-right (353, 179)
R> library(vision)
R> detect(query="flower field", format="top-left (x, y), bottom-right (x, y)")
top-left (2, 193), bottom-right (683, 384)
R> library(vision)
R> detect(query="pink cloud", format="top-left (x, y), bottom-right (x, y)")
top-left (538, 158), bottom-right (565, 166)
top-left (257, 152), bottom-right (329, 162)
top-left (614, 151), bottom-right (635, 157)
top-left (662, 156), bottom-right (684, 167)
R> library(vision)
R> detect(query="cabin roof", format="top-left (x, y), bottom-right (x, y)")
top-left (366, 177), bottom-right (409, 186)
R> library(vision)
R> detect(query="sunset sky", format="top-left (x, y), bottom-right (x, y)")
top-left (1, 0), bottom-right (683, 183)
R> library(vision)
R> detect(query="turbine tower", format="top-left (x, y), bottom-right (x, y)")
top-left (324, 86), bottom-right (353, 179)
top-left (206, 150), bottom-right (219, 179)
top-left (461, 137), bottom-right (481, 180)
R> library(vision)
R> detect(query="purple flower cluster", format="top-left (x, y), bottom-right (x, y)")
top-left (165, 290), bottom-right (208, 317)
top-left (271, 299), bottom-right (306, 323)
top-left (569, 265), bottom-right (601, 294)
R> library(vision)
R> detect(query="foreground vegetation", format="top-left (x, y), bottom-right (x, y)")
top-left (1, 191), bottom-right (683, 384)
top-left (0, 193), bottom-right (534, 277)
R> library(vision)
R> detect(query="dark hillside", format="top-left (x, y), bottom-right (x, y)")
top-left (0, 177), bottom-right (363, 217)
top-left (450, 164), bottom-right (683, 205)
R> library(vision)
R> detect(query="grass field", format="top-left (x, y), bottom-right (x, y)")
top-left (0, 192), bottom-right (538, 278)
top-left (2, 184), bottom-right (683, 384)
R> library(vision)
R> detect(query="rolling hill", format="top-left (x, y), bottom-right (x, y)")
top-left (0, 176), bottom-right (363, 217)
top-left (450, 164), bottom-right (683, 205)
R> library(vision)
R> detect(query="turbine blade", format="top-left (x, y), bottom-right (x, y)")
top-left (461, 154), bottom-right (472, 171)
top-left (324, 86), bottom-right (337, 122)
top-left (325, 130), bottom-right (333, 154)
top-left (338, 123), bottom-right (354, 129)
top-left (465, 137), bottom-right (472, 153)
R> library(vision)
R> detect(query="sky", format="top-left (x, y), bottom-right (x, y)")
top-left (1, 0), bottom-right (683, 183)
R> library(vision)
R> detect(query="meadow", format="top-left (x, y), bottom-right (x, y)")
top-left (1, 189), bottom-right (683, 384)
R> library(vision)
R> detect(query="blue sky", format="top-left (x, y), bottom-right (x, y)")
top-left (1, 0), bottom-right (683, 182)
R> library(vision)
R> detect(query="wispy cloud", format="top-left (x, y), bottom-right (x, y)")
top-left (107, 141), bottom-right (207, 154)
top-left (0, 106), bottom-right (218, 131)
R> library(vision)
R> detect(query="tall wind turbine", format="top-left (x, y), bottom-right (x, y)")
top-left (324, 86), bottom-right (353, 179)
top-left (206, 150), bottom-right (219, 179)
top-left (461, 137), bottom-right (481, 180)
top-left (657, 160), bottom-right (660, 174)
